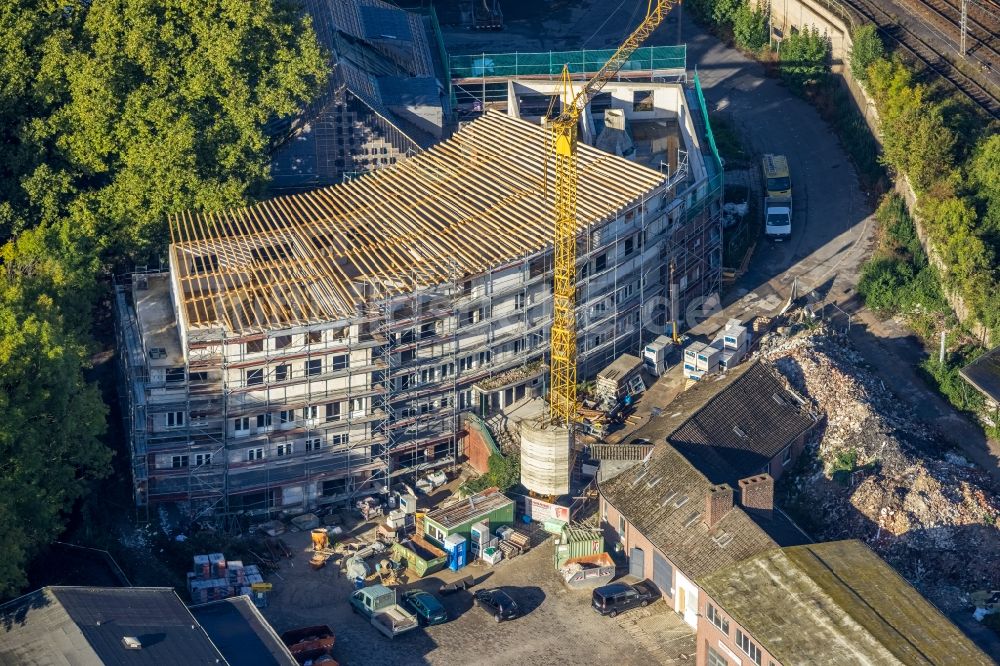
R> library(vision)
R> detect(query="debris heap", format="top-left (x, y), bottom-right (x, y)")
top-left (757, 327), bottom-right (1000, 611)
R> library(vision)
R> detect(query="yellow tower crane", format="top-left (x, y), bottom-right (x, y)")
top-left (547, 0), bottom-right (675, 425)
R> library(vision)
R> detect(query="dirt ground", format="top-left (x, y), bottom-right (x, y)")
top-left (260, 528), bottom-right (694, 666)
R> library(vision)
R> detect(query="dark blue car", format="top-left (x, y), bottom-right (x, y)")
top-left (401, 589), bottom-right (448, 626)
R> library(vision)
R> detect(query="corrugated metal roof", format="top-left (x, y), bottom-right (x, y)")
top-left (426, 487), bottom-right (514, 529)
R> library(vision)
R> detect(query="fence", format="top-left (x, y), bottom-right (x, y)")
top-left (450, 45), bottom-right (686, 80)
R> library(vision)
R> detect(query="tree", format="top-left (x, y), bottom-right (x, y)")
top-left (13, 0), bottom-right (328, 261)
top-left (0, 228), bottom-right (112, 597)
top-left (712, 0), bottom-right (745, 25)
top-left (849, 24), bottom-right (884, 85)
top-left (0, 0), bottom-right (327, 596)
top-left (733, 4), bottom-right (769, 52)
top-left (780, 27), bottom-right (829, 89)
top-left (970, 134), bottom-right (1000, 238)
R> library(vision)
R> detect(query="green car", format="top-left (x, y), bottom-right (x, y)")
top-left (400, 589), bottom-right (448, 626)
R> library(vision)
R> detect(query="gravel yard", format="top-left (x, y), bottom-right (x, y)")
top-left (260, 528), bottom-right (693, 666)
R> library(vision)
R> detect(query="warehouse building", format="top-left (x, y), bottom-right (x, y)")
top-left (116, 73), bottom-right (722, 520)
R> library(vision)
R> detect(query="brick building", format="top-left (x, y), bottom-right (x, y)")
top-left (598, 361), bottom-right (819, 628)
top-left (697, 540), bottom-right (992, 665)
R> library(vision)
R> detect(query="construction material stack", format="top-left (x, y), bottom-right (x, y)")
top-left (717, 319), bottom-right (749, 370)
top-left (187, 553), bottom-right (264, 604)
top-left (643, 335), bottom-right (675, 376)
top-left (683, 341), bottom-right (721, 380)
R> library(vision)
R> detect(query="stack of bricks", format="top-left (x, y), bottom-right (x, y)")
top-left (187, 552), bottom-right (264, 604)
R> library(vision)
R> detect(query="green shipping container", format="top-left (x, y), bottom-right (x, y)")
top-left (554, 527), bottom-right (605, 570)
top-left (392, 538), bottom-right (447, 578)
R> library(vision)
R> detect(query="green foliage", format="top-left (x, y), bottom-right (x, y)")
top-left (464, 453), bottom-right (521, 494)
top-left (970, 134), bottom-right (1000, 243)
top-left (858, 195), bottom-right (948, 322)
top-left (0, 0), bottom-right (327, 597)
top-left (830, 449), bottom-right (858, 484)
top-left (866, 56), bottom-right (957, 193)
top-left (780, 28), bottom-right (829, 89)
top-left (849, 24), bottom-right (884, 84)
top-left (732, 4), bottom-right (769, 52)
top-left (919, 346), bottom-right (987, 414)
top-left (0, 227), bottom-right (112, 597)
top-left (711, 0), bottom-right (745, 25)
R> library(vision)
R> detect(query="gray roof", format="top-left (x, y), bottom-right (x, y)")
top-left (698, 540), bottom-right (993, 665)
top-left (0, 587), bottom-right (225, 665)
top-left (667, 361), bottom-right (818, 486)
top-left (600, 444), bottom-right (780, 580)
top-left (426, 488), bottom-right (513, 529)
top-left (190, 596), bottom-right (297, 666)
top-left (599, 362), bottom-right (820, 578)
top-left (269, 0), bottom-right (445, 190)
top-left (960, 345), bottom-right (1000, 403)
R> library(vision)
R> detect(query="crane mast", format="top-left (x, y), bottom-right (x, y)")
top-left (547, 0), bottom-right (674, 425)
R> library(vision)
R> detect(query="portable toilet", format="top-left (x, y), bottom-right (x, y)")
top-left (470, 521), bottom-right (490, 559)
top-left (444, 534), bottom-right (467, 571)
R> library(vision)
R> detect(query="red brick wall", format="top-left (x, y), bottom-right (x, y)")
top-left (461, 426), bottom-right (492, 474)
top-left (697, 591), bottom-right (782, 666)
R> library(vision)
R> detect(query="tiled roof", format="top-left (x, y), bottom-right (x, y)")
top-left (698, 541), bottom-right (993, 665)
top-left (600, 444), bottom-right (779, 580)
top-left (667, 361), bottom-right (817, 485)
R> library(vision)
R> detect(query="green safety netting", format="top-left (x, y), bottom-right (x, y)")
top-left (687, 69), bottom-right (724, 219)
top-left (450, 45), bottom-right (686, 79)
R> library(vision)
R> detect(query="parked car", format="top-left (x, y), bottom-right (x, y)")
top-left (474, 588), bottom-right (520, 622)
top-left (400, 589), bottom-right (448, 626)
top-left (592, 580), bottom-right (661, 618)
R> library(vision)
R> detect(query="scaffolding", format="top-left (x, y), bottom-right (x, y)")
top-left (115, 104), bottom-right (722, 524)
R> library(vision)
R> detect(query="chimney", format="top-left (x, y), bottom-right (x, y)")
top-left (739, 474), bottom-right (774, 517)
top-left (704, 484), bottom-right (734, 528)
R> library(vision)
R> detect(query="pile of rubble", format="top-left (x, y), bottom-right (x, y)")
top-left (757, 326), bottom-right (1000, 611)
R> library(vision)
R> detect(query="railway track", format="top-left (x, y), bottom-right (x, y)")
top-left (914, 0), bottom-right (1000, 66)
top-left (841, 0), bottom-right (1000, 116)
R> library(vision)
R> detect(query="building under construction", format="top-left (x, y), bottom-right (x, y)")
top-left (115, 81), bottom-right (722, 521)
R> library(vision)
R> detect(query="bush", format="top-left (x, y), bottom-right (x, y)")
top-left (464, 453), bottom-right (520, 493)
top-left (780, 27), bottom-right (829, 89)
top-left (733, 4), bottom-right (769, 52)
top-left (849, 24), bottom-right (884, 84)
top-left (858, 195), bottom-right (949, 318)
top-left (711, 0), bottom-right (744, 24)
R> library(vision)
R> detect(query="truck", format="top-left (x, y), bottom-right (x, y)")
top-left (764, 196), bottom-right (792, 241)
top-left (349, 584), bottom-right (419, 639)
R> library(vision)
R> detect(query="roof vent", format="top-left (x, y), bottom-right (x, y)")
top-left (148, 348), bottom-right (167, 360)
top-left (732, 425), bottom-right (748, 439)
top-left (122, 636), bottom-right (142, 650)
top-left (713, 532), bottom-right (734, 547)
